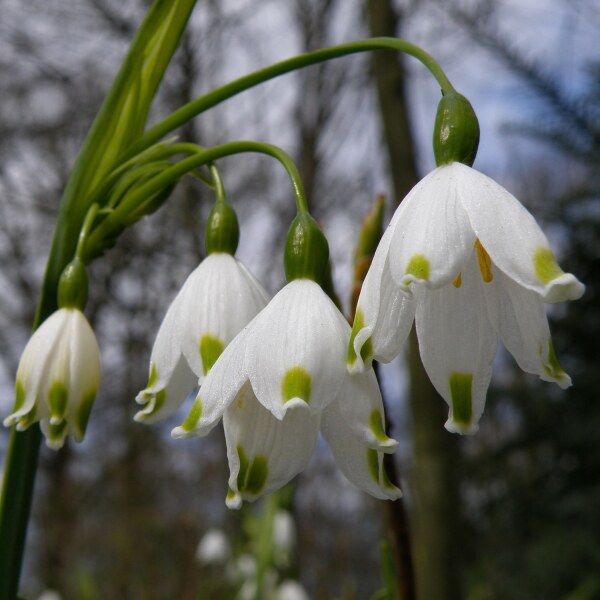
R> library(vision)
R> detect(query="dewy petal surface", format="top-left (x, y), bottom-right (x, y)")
top-left (223, 384), bottom-right (319, 509)
top-left (388, 165), bottom-right (477, 291)
top-left (349, 217), bottom-right (417, 372)
top-left (246, 280), bottom-right (348, 420)
top-left (321, 410), bottom-right (401, 501)
top-left (415, 251), bottom-right (498, 434)
top-left (324, 369), bottom-right (397, 452)
top-left (455, 162), bottom-right (585, 303)
top-left (484, 264), bottom-right (572, 388)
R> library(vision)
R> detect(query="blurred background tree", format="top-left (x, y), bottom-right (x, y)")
top-left (0, 0), bottom-right (598, 599)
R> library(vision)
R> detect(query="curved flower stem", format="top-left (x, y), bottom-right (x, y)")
top-left (76, 204), bottom-right (100, 263)
top-left (124, 37), bottom-right (456, 159)
top-left (209, 164), bottom-right (228, 203)
top-left (84, 141), bottom-right (307, 255)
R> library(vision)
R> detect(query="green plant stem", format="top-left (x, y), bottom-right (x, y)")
top-left (0, 427), bottom-right (42, 600)
top-left (85, 141), bottom-right (307, 255)
top-left (124, 37), bottom-right (456, 159)
top-left (0, 2), bottom-right (198, 597)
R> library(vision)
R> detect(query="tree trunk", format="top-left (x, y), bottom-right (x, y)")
top-left (366, 1), bottom-right (463, 598)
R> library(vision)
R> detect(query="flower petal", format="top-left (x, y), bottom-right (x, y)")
top-left (3, 309), bottom-right (67, 428)
top-left (321, 414), bottom-right (401, 501)
top-left (485, 266), bottom-right (572, 388)
top-left (415, 251), bottom-right (498, 434)
top-left (223, 387), bottom-right (319, 508)
top-left (134, 354), bottom-right (197, 424)
top-left (65, 311), bottom-right (101, 440)
top-left (246, 280), bottom-right (347, 420)
top-left (171, 325), bottom-right (250, 438)
top-left (348, 220), bottom-right (416, 372)
top-left (179, 254), bottom-right (269, 378)
top-left (325, 369), bottom-right (397, 452)
top-left (136, 285), bottom-right (187, 419)
top-left (455, 162), bottom-right (585, 303)
top-left (388, 165), bottom-right (477, 292)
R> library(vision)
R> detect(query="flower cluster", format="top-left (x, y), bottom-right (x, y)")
top-left (172, 278), bottom-right (400, 507)
top-left (136, 210), bottom-right (400, 507)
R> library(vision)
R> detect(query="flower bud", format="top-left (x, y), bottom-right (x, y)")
top-left (433, 92), bottom-right (480, 167)
top-left (205, 201), bottom-right (240, 255)
top-left (57, 257), bottom-right (88, 310)
top-left (284, 213), bottom-right (329, 284)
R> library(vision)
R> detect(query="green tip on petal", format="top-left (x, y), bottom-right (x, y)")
top-left (199, 335), bottom-right (224, 376)
top-left (136, 364), bottom-right (166, 420)
top-left (449, 372), bottom-right (473, 428)
top-left (48, 381), bottom-right (68, 425)
top-left (540, 339), bottom-right (571, 387)
top-left (46, 420), bottom-right (69, 450)
top-left (367, 448), bottom-right (398, 491)
top-left (74, 390), bottom-right (97, 441)
top-left (282, 367), bottom-right (312, 404)
top-left (236, 445), bottom-right (268, 496)
top-left (369, 410), bottom-right (394, 445)
top-left (16, 405), bottom-right (37, 431)
top-left (533, 247), bottom-right (564, 284)
top-left (13, 380), bottom-right (26, 413)
top-left (347, 308), bottom-right (372, 367)
top-left (180, 397), bottom-right (203, 431)
top-left (405, 254), bottom-right (430, 282)
top-left (147, 362), bottom-right (159, 387)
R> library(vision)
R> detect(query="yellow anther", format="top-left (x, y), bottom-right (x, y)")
top-left (452, 273), bottom-right (462, 288)
top-left (475, 239), bottom-right (493, 283)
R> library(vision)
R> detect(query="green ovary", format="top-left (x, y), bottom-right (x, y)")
top-left (236, 445), bottom-right (268, 496)
top-left (347, 308), bottom-right (372, 366)
top-left (533, 248), bottom-right (564, 283)
top-left (200, 335), bottom-right (224, 376)
top-left (449, 372), bottom-right (473, 426)
top-left (282, 367), bottom-right (311, 404)
top-left (405, 254), bottom-right (430, 281)
top-left (369, 410), bottom-right (391, 444)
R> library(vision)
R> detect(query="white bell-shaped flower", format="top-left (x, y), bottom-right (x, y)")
top-left (173, 279), bottom-right (401, 507)
top-left (135, 253), bottom-right (269, 423)
top-left (349, 162), bottom-right (585, 434)
top-left (3, 308), bottom-right (101, 450)
top-left (195, 528), bottom-right (231, 565)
